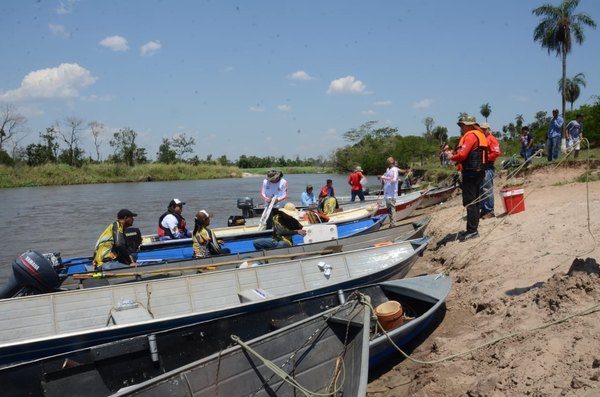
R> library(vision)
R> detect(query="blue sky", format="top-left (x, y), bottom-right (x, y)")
top-left (1, 0), bottom-right (599, 161)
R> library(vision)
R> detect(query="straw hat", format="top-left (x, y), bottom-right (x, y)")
top-left (355, 166), bottom-right (363, 172)
top-left (480, 122), bottom-right (491, 130)
top-left (279, 202), bottom-right (299, 218)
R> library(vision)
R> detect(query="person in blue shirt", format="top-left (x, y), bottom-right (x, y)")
top-left (300, 184), bottom-right (316, 206)
top-left (547, 109), bottom-right (563, 161)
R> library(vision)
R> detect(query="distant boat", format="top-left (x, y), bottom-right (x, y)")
top-left (416, 184), bottom-right (459, 209)
top-left (0, 274), bottom-right (450, 396)
top-left (0, 238), bottom-right (431, 367)
top-left (342, 191), bottom-right (424, 221)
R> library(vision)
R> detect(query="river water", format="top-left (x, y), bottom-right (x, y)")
top-left (0, 173), bottom-right (367, 285)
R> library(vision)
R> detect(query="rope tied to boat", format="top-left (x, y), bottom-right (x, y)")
top-left (230, 294), bottom-right (370, 396)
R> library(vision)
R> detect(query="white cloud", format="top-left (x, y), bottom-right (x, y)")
top-left (0, 63), bottom-right (97, 102)
top-left (56, 0), bottom-right (78, 15)
top-left (361, 110), bottom-right (376, 115)
top-left (288, 70), bottom-right (314, 81)
top-left (249, 106), bottom-right (265, 112)
top-left (325, 128), bottom-right (337, 137)
top-left (49, 24), bottom-right (69, 38)
top-left (223, 66), bottom-right (234, 72)
top-left (514, 95), bottom-right (529, 102)
top-left (277, 104), bottom-right (291, 112)
top-left (413, 99), bottom-right (434, 109)
top-left (373, 100), bottom-right (392, 106)
top-left (140, 41), bottom-right (161, 56)
top-left (99, 35), bottom-right (129, 52)
top-left (326, 75), bottom-right (368, 95)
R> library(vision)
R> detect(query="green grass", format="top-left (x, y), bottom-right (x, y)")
top-left (0, 163), bottom-right (243, 188)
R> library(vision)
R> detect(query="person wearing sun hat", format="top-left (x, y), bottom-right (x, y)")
top-left (192, 210), bottom-right (231, 258)
top-left (479, 122), bottom-right (501, 220)
top-left (93, 209), bottom-right (139, 269)
top-left (348, 165), bottom-right (366, 202)
top-left (260, 169), bottom-right (289, 229)
top-left (451, 115), bottom-right (488, 241)
top-left (252, 202), bottom-right (307, 250)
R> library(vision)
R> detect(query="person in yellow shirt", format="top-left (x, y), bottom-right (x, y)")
top-left (93, 209), bottom-right (139, 269)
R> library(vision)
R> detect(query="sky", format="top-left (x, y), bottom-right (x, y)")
top-left (1, 0), bottom-right (599, 162)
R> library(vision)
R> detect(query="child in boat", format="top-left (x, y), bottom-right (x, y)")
top-left (192, 210), bottom-right (230, 258)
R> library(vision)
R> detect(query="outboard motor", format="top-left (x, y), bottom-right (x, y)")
top-left (237, 197), bottom-right (255, 218)
top-left (125, 227), bottom-right (143, 252)
top-left (0, 250), bottom-right (62, 299)
top-left (228, 215), bottom-right (246, 227)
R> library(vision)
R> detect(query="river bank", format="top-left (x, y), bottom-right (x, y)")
top-left (367, 165), bottom-right (600, 396)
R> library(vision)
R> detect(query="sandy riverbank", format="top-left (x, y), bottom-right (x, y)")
top-left (367, 165), bottom-right (600, 396)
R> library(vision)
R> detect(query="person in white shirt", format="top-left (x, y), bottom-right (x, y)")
top-left (260, 169), bottom-right (289, 228)
top-left (377, 157), bottom-right (400, 225)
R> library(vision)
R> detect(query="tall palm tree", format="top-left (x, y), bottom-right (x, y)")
top-left (558, 72), bottom-right (586, 110)
top-left (533, 0), bottom-right (596, 121)
top-left (480, 103), bottom-right (491, 122)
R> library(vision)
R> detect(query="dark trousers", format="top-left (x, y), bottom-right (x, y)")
top-left (461, 172), bottom-right (484, 234)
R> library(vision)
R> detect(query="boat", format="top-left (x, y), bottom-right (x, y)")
top-left (140, 201), bottom-right (380, 246)
top-left (113, 300), bottom-right (370, 397)
top-left (54, 213), bottom-right (388, 277)
top-left (0, 237), bottom-right (431, 367)
top-left (342, 190), bottom-right (424, 221)
top-left (62, 216), bottom-right (430, 288)
top-left (416, 184), bottom-right (459, 209)
top-left (0, 274), bottom-right (449, 396)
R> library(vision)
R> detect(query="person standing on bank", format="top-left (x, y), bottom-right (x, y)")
top-left (547, 109), bottom-right (563, 161)
top-left (252, 203), bottom-right (307, 250)
top-left (260, 169), bottom-right (289, 228)
top-left (479, 123), bottom-right (501, 219)
top-left (566, 113), bottom-right (584, 159)
top-left (520, 126), bottom-right (534, 165)
top-left (348, 166), bottom-right (366, 202)
top-left (93, 209), bottom-right (139, 270)
top-left (377, 157), bottom-right (400, 226)
top-left (451, 115), bottom-right (488, 241)
top-left (158, 198), bottom-right (192, 240)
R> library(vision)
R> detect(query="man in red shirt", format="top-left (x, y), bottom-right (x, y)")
top-left (451, 115), bottom-right (488, 241)
top-left (480, 123), bottom-right (501, 219)
top-left (348, 166), bottom-right (366, 202)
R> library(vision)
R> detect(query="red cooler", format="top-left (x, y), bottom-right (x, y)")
top-left (500, 187), bottom-right (525, 215)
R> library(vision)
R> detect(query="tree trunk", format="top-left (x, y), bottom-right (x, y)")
top-left (561, 38), bottom-right (567, 138)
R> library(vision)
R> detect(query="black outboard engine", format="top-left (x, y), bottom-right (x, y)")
top-left (228, 215), bottom-right (246, 227)
top-left (0, 250), bottom-right (62, 299)
top-left (125, 227), bottom-right (143, 252)
top-left (237, 197), bottom-right (255, 218)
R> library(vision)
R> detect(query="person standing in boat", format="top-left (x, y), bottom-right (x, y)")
top-left (158, 198), bottom-right (192, 240)
top-left (192, 210), bottom-right (231, 258)
top-left (93, 209), bottom-right (139, 270)
top-left (318, 179), bottom-right (339, 214)
top-left (260, 169), bottom-right (289, 228)
top-left (378, 157), bottom-right (400, 226)
top-left (301, 184), bottom-right (317, 206)
top-left (252, 203), bottom-right (306, 250)
top-left (348, 166), bottom-right (366, 202)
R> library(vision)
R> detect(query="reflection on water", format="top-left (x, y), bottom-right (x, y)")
top-left (0, 174), bottom-right (372, 283)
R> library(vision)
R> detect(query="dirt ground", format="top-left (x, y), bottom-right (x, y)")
top-left (367, 165), bottom-right (600, 397)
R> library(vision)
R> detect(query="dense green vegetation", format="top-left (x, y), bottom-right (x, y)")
top-left (0, 163), bottom-right (242, 188)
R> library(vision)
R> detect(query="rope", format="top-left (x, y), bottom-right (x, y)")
top-left (448, 141), bottom-right (597, 267)
top-left (231, 295), bottom-right (369, 396)
top-left (366, 296), bottom-right (600, 365)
